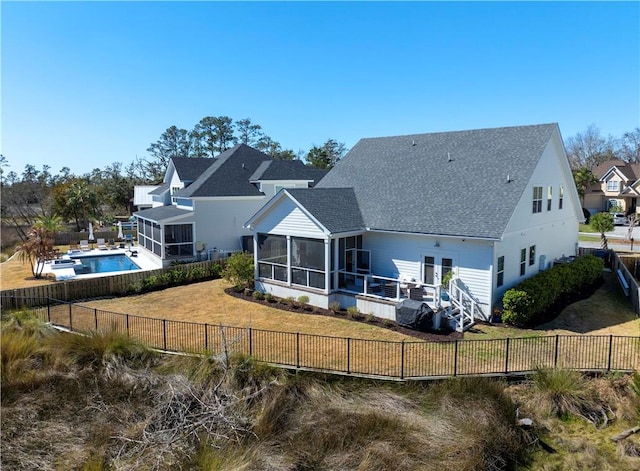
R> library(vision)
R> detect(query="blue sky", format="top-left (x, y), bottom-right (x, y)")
top-left (2, 1), bottom-right (639, 177)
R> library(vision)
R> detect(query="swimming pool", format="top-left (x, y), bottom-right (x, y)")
top-left (72, 253), bottom-right (141, 275)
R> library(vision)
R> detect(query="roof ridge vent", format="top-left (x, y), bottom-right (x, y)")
top-left (447, 152), bottom-right (453, 162)
top-left (506, 174), bottom-right (512, 183)
top-left (412, 139), bottom-right (416, 146)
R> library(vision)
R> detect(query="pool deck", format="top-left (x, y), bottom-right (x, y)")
top-left (42, 245), bottom-right (161, 281)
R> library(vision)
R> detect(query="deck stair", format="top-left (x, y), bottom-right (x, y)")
top-left (441, 277), bottom-right (479, 332)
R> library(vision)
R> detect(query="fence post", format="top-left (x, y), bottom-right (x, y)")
top-left (249, 327), bottom-right (253, 357)
top-left (607, 335), bottom-right (613, 371)
top-left (204, 324), bottom-right (209, 351)
top-left (554, 335), bottom-right (559, 367)
top-left (453, 340), bottom-right (459, 376)
top-left (126, 314), bottom-right (130, 337)
top-left (400, 340), bottom-right (405, 379)
top-left (347, 338), bottom-right (351, 374)
top-left (94, 308), bottom-right (98, 331)
top-left (69, 303), bottom-right (73, 331)
top-left (296, 332), bottom-right (300, 368)
top-left (504, 338), bottom-right (510, 375)
top-left (163, 319), bottom-right (167, 351)
top-left (47, 298), bottom-right (51, 323)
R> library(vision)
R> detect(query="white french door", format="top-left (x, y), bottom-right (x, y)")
top-left (422, 254), bottom-right (455, 286)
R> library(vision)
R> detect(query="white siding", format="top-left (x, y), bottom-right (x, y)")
top-left (495, 132), bottom-right (581, 302)
top-left (133, 185), bottom-right (159, 207)
top-left (260, 181), bottom-right (310, 198)
top-left (251, 197), bottom-right (326, 237)
top-left (365, 232), bottom-right (493, 311)
top-left (169, 172), bottom-right (183, 193)
top-left (192, 198), bottom-right (270, 252)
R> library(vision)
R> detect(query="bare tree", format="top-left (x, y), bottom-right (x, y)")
top-left (565, 124), bottom-right (617, 170)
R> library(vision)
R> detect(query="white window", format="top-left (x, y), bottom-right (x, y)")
top-left (547, 186), bottom-right (553, 211)
top-left (606, 180), bottom-right (620, 192)
top-left (559, 185), bottom-right (564, 210)
top-left (520, 248), bottom-right (526, 276)
top-left (497, 256), bottom-right (505, 288)
top-left (532, 186), bottom-right (543, 213)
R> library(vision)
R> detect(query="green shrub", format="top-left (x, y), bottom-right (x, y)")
top-left (297, 295), bottom-right (309, 305)
top-left (222, 252), bottom-right (254, 289)
top-left (141, 275), bottom-right (158, 290)
top-left (265, 293), bottom-right (276, 303)
top-left (347, 306), bottom-right (363, 320)
top-left (252, 290), bottom-right (265, 301)
top-left (329, 301), bottom-right (341, 312)
top-left (501, 290), bottom-right (533, 327)
top-left (501, 255), bottom-right (603, 326)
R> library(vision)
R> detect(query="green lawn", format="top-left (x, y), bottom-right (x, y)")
top-left (579, 223), bottom-right (598, 233)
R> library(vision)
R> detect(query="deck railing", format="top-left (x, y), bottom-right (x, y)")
top-left (14, 298), bottom-right (639, 381)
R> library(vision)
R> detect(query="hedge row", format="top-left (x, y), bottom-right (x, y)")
top-left (136, 263), bottom-right (223, 294)
top-left (502, 254), bottom-right (604, 327)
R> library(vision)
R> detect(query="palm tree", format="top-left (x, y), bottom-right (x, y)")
top-left (573, 167), bottom-right (598, 207)
top-left (17, 214), bottom-right (64, 278)
top-left (590, 212), bottom-right (614, 250)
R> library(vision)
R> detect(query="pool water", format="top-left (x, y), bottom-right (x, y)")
top-left (72, 254), bottom-right (141, 275)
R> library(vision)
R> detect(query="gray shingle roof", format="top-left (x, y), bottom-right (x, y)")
top-left (148, 182), bottom-right (170, 196)
top-left (170, 157), bottom-right (215, 182)
top-left (286, 188), bottom-right (364, 233)
top-left (312, 123), bottom-right (559, 239)
top-left (175, 144), bottom-right (272, 198)
top-left (250, 159), bottom-right (327, 183)
top-left (134, 205), bottom-right (192, 223)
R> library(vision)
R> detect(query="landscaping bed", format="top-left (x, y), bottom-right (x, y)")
top-left (224, 287), bottom-right (463, 342)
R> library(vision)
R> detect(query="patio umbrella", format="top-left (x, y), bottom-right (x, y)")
top-left (88, 222), bottom-right (95, 241)
top-left (117, 221), bottom-right (124, 240)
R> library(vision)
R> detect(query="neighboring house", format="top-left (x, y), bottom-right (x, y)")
top-left (133, 144), bottom-right (326, 267)
top-left (133, 185), bottom-right (161, 210)
top-left (583, 159), bottom-right (640, 216)
top-left (245, 124), bottom-right (583, 330)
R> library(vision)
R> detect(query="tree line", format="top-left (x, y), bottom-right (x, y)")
top-left (0, 116), bottom-right (347, 246)
top-left (1, 121), bottom-right (638, 248)
top-left (567, 125), bottom-right (640, 206)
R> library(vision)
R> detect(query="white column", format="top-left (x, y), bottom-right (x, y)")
top-left (253, 235), bottom-right (259, 282)
top-left (333, 238), bottom-right (340, 292)
top-left (287, 235), bottom-right (292, 286)
top-left (325, 238), bottom-right (331, 294)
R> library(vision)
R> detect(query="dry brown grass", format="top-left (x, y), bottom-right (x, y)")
top-left (2, 250), bottom-right (639, 341)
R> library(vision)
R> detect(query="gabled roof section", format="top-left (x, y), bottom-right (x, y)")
top-left (169, 157), bottom-right (215, 183)
top-left (593, 159), bottom-right (640, 181)
top-left (286, 188), bottom-right (364, 233)
top-left (174, 144), bottom-right (273, 198)
top-left (134, 205), bottom-right (193, 223)
top-left (148, 182), bottom-right (170, 196)
top-left (250, 160), bottom-right (328, 185)
top-left (316, 123), bottom-right (560, 239)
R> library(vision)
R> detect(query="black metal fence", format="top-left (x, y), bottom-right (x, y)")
top-left (19, 298), bottom-right (640, 380)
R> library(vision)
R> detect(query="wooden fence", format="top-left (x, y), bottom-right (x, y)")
top-left (53, 230), bottom-right (137, 246)
top-left (0, 260), bottom-right (224, 310)
top-left (23, 300), bottom-right (640, 380)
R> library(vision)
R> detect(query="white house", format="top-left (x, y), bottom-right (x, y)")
top-left (245, 124), bottom-right (583, 330)
top-left (133, 144), bottom-right (326, 267)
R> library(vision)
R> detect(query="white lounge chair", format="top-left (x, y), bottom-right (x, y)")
top-left (79, 240), bottom-right (90, 251)
top-left (97, 238), bottom-right (107, 250)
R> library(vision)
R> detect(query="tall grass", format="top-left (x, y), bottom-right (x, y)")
top-left (532, 368), bottom-right (597, 420)
top-left (46, 329), bottom-right (156, 369)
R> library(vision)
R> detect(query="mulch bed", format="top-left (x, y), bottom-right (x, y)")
top-left (224, 287), bottom-right (463, 342)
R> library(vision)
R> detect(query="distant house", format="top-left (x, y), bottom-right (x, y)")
top-left (245, 124), bottom-right (583, 330)
top-left (133, 185), bottom-right (161, 211)
top-left (583, 159), bottom-right (640, 216)
top-left (133, 144), bottom-right (326, 266)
